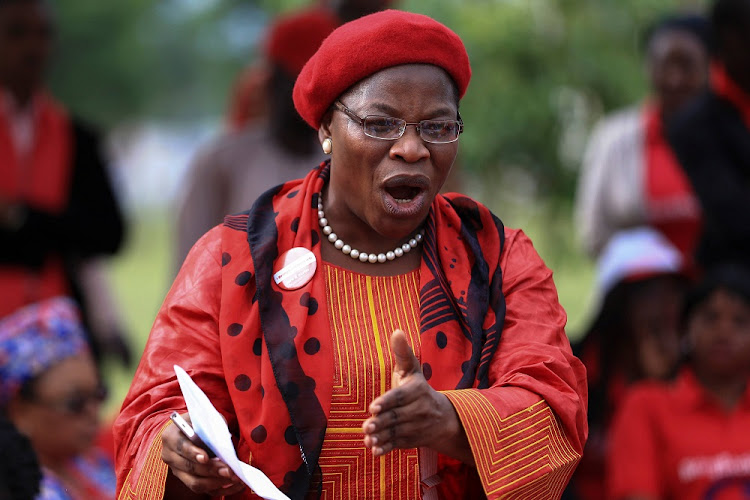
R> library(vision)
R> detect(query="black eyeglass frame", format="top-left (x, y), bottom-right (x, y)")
top-left (333, 100), bottom-right (464, 144)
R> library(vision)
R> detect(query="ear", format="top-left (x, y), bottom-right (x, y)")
top-left (318, 109), bottom-right (334, 144)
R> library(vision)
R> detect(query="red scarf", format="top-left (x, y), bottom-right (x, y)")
top-left (643, 103), bottom-right (702, 260)
top-left (712, 62), bottom-right (750, 129)
top-left (0, 92), bottom-right (73, 316)
top-left (218, 161), bottom-right (506, 496)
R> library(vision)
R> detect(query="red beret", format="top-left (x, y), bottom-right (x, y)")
top-left (293, 9), bottom-right (471, 129)
top-left (265, 8), bottom-right (339, 77)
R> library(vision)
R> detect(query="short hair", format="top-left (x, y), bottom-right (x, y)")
top-left (642, 13), bottom-right (712, 54)
top-left (682, 263), bottom-right (750, 326)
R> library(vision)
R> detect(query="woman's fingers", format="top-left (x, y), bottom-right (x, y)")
top-left (161, 416), bottom-right (244, 495)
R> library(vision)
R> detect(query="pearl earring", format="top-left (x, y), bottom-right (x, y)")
top-left (322, 138), bottom-right (332, 155)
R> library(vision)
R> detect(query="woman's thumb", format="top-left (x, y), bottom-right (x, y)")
top-left (390, 329), bottom-right (420, 376)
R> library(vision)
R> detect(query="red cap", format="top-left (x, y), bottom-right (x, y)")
top-left (265, 8), bottom-right (339, 77)
top-left (293, 9), bottom-right (471, 129)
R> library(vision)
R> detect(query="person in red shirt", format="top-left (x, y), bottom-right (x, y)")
top-left (607, 263), bottom-right (750, 500)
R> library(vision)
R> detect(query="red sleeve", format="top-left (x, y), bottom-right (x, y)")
top-left (443, 229), bottom-right (588, 499)
top-left (113, 226), bottom-right (234, 500)
top-left (606, 386), bottom-right (662, 500)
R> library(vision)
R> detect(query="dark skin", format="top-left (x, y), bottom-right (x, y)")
top-left (160, 412), bottom-right (245, 498)
top-left (621, 288), bottom-right (750, 500)
top-left (160, 64), bottom-right (474, 496)
top-left (318, 64), bottom-right (472, 462)
top-left (646, 29), bottom-right (709, 121)
top-left (687, 288), bottom-right (750, 410)
top-left (0, 0), bottom-right (53, 222)
top-left (0, 0), bottom-right (52, 106)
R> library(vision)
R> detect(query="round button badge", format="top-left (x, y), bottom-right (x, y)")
top-left (273, 247), bottom-right (317, 290)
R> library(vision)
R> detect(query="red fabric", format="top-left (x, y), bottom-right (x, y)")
top-left (225, 64), bottom-right (269, 131)
top-left (293, 9), bottom-right (471, 129)
top-left (607, 369), bottom-right (750, 500)
top-left (0, 92), bottom-right (72, 316)
top-left (643, 103), bottom-right (702, 261)
top-left (712, 62), bottom-right (750, 129)
top-left (115, 165), bottom-right (586, 498)
top-left (265, 8), bottom-right (338, 77)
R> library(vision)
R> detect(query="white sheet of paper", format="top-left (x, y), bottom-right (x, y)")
top-left (173, 365), bottom-right (290, 500)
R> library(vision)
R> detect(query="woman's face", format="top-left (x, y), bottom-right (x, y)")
top-left (687, 288), bottom-right (750, 381)
top-left (647, 29), bottom-right (709, 119)
top-left (320, 64), bottom-right (459, 248)
top-left (10, 353), bottom-right (103, 463)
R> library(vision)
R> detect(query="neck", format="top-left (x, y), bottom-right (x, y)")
top-left (1, 83), bottom-right (35, 109)
top-left (695, 369), bottom-right (747, 411)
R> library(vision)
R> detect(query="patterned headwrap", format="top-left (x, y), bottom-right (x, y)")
top-left (0, 297), bottom-right (88, 406)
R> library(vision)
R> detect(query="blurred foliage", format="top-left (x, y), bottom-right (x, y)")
top-left (49, 0), bottom-right (708, 199)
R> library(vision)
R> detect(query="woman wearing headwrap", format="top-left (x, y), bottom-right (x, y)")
top-left (115, 10), bottom-right (587, 499)
top-left (0, 297), bottom-right (115, 499)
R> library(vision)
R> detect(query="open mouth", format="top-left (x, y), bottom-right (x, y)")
top-left (381, 175), bottom-right (430, 217)
top-left (385, 185), bottom-right (423, 203)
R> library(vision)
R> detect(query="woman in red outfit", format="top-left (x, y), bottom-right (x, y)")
top-left (115, 10), bottom-right (587, 500)
top-left (608, 264), bottom-right (750, 500)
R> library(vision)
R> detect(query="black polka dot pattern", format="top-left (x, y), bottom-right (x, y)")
top-left (300, 293), bottom-right (318, 315)
top-left (284, 426), bottom-right (298, 445)
top-left (221, 252), bottom-right (231, 266)
top-left (311, 230), bottom-right (319, 247)
top-left (304, 337), bottom-right (320, 355)
top-left (291, 217), bottom-right (300, 233)
top-left (461, 361), bottom-right (470, 374)
top-left (234, 374), bottom-right (251, 391)
top-left (227, 323), bottom-right (243, 337)
top-left (251, 425), bottom-right (267, 443)
top-left (253, 338), bottom-right (263, 356)
top-left (235, 271), bottom-right (252, 286)
top-left (423, 363), bottom-right (432, 380)
top-left (287, 190), bottom-right (299, 198)
top-left (435, 331), bottom-right (447, 349)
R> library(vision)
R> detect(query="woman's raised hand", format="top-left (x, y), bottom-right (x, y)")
top-left (362, 330), bottom-right (475, 465)
top-left (161, 412), bottom-right (245, 498)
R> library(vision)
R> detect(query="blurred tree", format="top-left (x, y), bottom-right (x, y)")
top-left (48, 0), bottom-right (709, 201)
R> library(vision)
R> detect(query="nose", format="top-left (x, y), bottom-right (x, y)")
top-left (389, 125), bottom-right (430, 163)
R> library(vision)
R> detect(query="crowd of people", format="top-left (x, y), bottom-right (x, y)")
top-left (2, 0), bottom-right (750, 499)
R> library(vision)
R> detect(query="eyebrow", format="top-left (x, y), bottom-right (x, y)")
top-left (366, 102), bottom-right (456, 119)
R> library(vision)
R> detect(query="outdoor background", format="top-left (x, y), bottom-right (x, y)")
top-left (46, 0), bottom-right (709, 414)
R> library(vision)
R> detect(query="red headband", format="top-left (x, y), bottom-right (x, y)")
top-left (293, 9), bottom-right (471, 129)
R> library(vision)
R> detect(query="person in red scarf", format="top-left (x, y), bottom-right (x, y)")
top-left (575, 14), bottom-right (710, 265)
top-left (667, 0), bottom-right (750, 270)
top-left (115, 10), bottom-right (587, 499)
top-left (0, 0), bottom-right (127, 363)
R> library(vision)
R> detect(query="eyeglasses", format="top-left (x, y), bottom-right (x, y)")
top-left (31, 386), bottom-right (108, 416)
top-left (333, 101), bottom-right (464, 144)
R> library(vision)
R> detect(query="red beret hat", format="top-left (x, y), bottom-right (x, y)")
top-left (265, 8), bottom-right (340, 77)
top-left (293, 9), bottom-right (471, 129)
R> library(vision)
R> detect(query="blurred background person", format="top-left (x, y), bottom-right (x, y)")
top-left (224, 0), bottom-right (392, 133)
top-left (0, 412), bottom-right (42, 500)
top-left (607, 263), bottom-right (750, 500)
top-left (575, 14), bottom-right (710, 265)
top-left (668, 0), bottom-right (750, 270)
top-left (175, 8), bottom-right (339, 267)
top-left (0, 297), bottom-right (115, 499)
top-left (0, 0), bottom-right (129, 367)
top-left (568, 227), bottom-right (691, 500)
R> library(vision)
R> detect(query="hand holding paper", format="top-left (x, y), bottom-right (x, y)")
top-left (173, 365), bottom-right (291, 500)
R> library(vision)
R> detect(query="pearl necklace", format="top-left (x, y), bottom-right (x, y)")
top-left (317, 194), bottom-right (424, 263)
